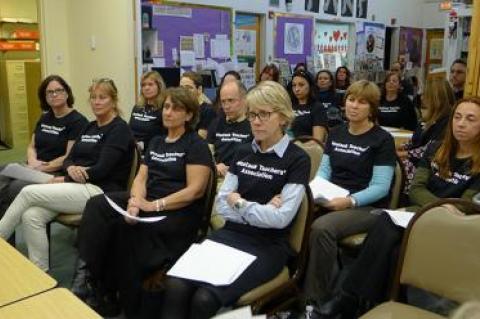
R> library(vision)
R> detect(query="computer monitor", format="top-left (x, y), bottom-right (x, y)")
top-left (152, 67), bottom-right (180, 87)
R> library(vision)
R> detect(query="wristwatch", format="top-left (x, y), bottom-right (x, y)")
top-left (233, 198), bottom-right (246, 210)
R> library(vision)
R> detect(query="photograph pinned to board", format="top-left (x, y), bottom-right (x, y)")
top-left (235, 29), bottom-right (256, 57)
top-left (356, 0), bottom-right (368, 18)
top-left (323, 0), bottom-right (338, 15)
top-left (269, 0), bottom-right (280, 7)
top-left (305, 0), bottom-right (320, 13)
top-left (341, 0), bottom-right (353, 17)
top-left (284, 23), bottom-right (304, 55)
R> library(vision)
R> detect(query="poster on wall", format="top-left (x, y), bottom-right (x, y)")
top-left (314, 21), bottom-right (350, 71)
top-left (341, 0), bottom-right (353, 17)
top-left (355, 22), bottom-right (385, 71)
top-left (429, 38), bottom-right (443, 61)
top-left (399, 27), bottom-right (423, 68)
top-left (305, 0), bottom-right (320, 13)
top-left (356, 0), bottom-right (368, 18)
top-left (235, 29), bottom-right (256, 57)
top-left (323, 0), bottom-right (338, 15)
top-left (284, 23), bottom-right (304, 54)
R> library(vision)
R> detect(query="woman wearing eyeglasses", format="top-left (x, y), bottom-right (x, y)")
top-left (289, 70), bottom-right (328, 141)
top-left (159, 81), bottom-right (310, 319)
top-left (0, 78), bottom-right (135, 272)
top-left (0, 75), bottom-right (87, 233)
top-left (129, 71), bottom-right (167, 154)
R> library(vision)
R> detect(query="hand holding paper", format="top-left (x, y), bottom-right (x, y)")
top-left (104, 195), bottom-right (166, 223)
top-left (309, 176), bottom-right (350, 203)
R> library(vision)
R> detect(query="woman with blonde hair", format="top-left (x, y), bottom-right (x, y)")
top-left (0, 78), bottom-right (135, 272)
top-left (160, 81), bottom-right (310, 319)
top-left (129, 71), bottom-right (166, 153)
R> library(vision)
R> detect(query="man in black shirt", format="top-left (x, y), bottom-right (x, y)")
top-left (207, 80), bottom-right (252, 178)
top-left (449, 59), bottom-right (467, 100)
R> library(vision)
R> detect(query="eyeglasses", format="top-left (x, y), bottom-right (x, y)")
top-left (248, 111), bottom-right (273, 122)
top-left (46, 88), bottom-right (66, 97)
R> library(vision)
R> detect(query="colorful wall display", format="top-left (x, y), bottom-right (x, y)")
top-left (399, 27), bottom-right (424, 68)
top-left (314, 21), bottom-right (350, 71)
top-left (355, 21), bottom-right (385, 72)
top-left (274, 14), bottom-right (314, 66)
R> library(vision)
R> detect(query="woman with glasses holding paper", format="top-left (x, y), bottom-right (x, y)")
top-left (160, 81), bottom-right (310, 319)
top-left (304, 80), bottom-right (396, 307)
top-left (317, 97), bottom-right (480, 319)
top-left (0, 75), bottom-right (87, 233)
top-left (75, 87), bottom-right (212, 317)
top-left (0, 78), bottom-right (135, 272)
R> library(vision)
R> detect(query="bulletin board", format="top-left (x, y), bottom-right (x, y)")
top-left (143, 1), bottom-right (233, 67)
top-left (274, 14), bottom-right (314, 66)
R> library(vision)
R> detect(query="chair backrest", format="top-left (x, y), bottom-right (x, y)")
top-left (288, 186), bottom-right (314, 277)
top-left (293, 136), bottom-right (324, 181)
top-left (388, 157), bottom-right (406, 209)
top-left (196, 165), bottom-right (217, 241)
top-left (395, 202), bottom-right (480, 303)
top-left (127, 147), bottom-right (141, 191)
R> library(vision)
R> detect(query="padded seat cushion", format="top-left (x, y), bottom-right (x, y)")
top-left (360, 301), bottom-right (445, 319)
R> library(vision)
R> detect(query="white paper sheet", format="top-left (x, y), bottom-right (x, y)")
top-left (309, 176), bottom-right (350, 203)
top-left (193, 33), bottom-right (205, 58)
top-left (381, 126), bottom-right (400, 132)
top-left (104, 195), bottom-right (166, 223)
top-left (390, 132), bottom-right (413, 139)
top-left (384, 210), bottom-right (415, 228)
top-left (211, 306), bottom-right (252, 319)
top-left (180, 50), bottom-right (195, 66)
top-left (0, 163), bottom-right (53, 184)
top-left (167, 239), bottom-right (256, 286)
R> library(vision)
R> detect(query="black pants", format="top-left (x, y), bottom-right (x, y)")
top-left (342, 213), bottom-right (404, 303)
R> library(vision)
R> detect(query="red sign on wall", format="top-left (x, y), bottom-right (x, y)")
top-left (0, 41), bottom-right (37, 51)
top-left (11, 29), bottom-right (40, 40)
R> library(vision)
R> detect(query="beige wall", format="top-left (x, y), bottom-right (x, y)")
top-left (0, 0), bottom-right (37, 21)
top-left (39, 0), bottom-right (136, 119)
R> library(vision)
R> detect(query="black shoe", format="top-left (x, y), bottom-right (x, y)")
top-left (70, 258), bottom-right (91, 300)
top-left (317, 292), bottom-right (358, 319)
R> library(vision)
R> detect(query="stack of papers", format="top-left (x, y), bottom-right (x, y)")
top-left (383, 209), bottom-right (415, 228)
top-left (0, 163), bottom-right (53, 183)
top-left (309, 176), bottom-right (349, 203)
top-left (167, 239), bottom-right (256, 286)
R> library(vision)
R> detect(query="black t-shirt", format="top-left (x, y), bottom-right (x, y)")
top-left (206, 116), bottom-right (252, 166)
top-left (410, 116), bottom-right (448, 148)
top-left (378, 94), bottom-right (417, 131)
top-left (64, 116), bottom-right (135, 192)
top-left (196, 102), bottom-right (217, 131)
top-left (419, 143), bottom-right (480, 198)
top-left (128, 105), bottom-right (165, 148)
top-left (34, 110), bottom-right (88, 162)
top-left (144, 131), bottom-right (213, 200)
top-left (230, 142), bottom-right (310, 205)
top-left (291, 101), bottom-right (327, 137)
top-left (378, 94), bottom-right (417, 130)
top-left (316, 91), bottom-right (344, 128)
top-left (325, 124), bottom-right (396, 195)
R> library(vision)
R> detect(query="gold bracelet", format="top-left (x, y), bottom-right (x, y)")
top-left (155, 199), bottom-right (160, 212)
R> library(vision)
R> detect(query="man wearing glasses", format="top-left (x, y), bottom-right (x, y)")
top-left (207, 80), bottom-right (252, 178)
